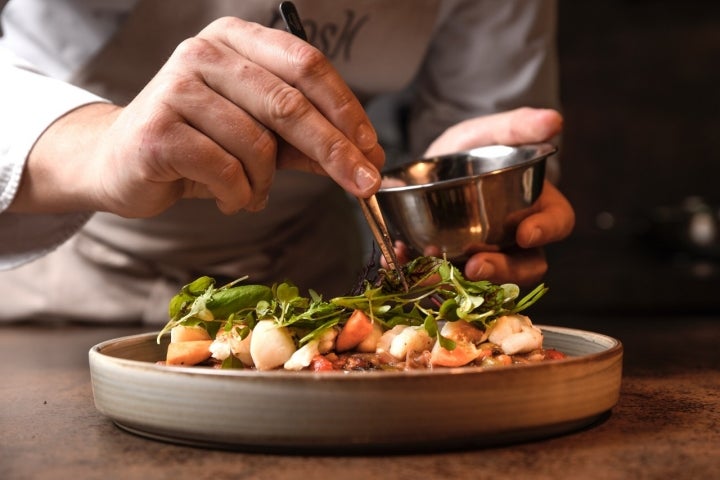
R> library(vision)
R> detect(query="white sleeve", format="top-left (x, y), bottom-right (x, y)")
top-left (0, 51), bottom-right (108, 270)
top-left (408, 0), bottom-right (560, 156)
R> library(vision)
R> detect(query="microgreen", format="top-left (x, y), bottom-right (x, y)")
top-left (157, 257), bottom-right (548, 349)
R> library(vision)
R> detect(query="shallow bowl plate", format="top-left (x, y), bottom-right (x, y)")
top-left (89, 326), bottom-right (622, 452)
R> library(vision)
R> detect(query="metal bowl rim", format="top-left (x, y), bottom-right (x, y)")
top-left (378, 143), bottom-right (556, 193)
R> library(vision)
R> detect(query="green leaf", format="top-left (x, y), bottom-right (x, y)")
top-left (501, 283), bottom-right (520, 303)
top-left (276, 282), bottom-right (300, 303)
top-left (157, 257), bottom-right (550, 356)
top-left (439, 298), bottom-right (460, 321)
top-left (206, 284), bottom-right (273, 319)
top-left (438, 332), bottom-right (456, 351)
top-left (221, 355), bottom-right (244, 369)
top-left (511, 283), bottom-right (549, 313)
top-left (298, 318), bottom-right (340, 345)
top-left (203, 320), bottom-right (222, 339)
top-left (168, 292), bottom-right (193, 320)
top-left (423, 314), bottom-right (438, 338)
top-left (185, 276), bottom-right (215, 295)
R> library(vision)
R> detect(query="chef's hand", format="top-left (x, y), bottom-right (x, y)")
top-left (10, 17), bottom-right (384, 217)
top-left (404, 107), bottom-right (575, 286)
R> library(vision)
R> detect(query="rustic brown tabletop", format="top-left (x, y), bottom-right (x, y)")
top-left (1, 314), bottom-right (718, 480)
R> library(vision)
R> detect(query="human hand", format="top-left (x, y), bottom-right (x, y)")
top-left (417, 108), bottom-right (574, 286)
top-left (13, 17), bottom-right (384, 217)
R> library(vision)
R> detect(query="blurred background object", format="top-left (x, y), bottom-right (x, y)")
top-left (538, 0), bottom-right (720, 314)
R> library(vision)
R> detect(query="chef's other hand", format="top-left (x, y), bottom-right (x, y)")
top-left (423, 107), bottom-right (575, 286)
top-left (11, 17), bottom-right (384, 218)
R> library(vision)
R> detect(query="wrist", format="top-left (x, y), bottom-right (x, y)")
top-left (9, 102), bottom-right (121, 214)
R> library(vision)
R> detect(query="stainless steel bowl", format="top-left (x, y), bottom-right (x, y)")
top-left (376, 143), bottom-right (556, 262)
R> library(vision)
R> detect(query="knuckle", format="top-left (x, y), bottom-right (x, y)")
top-left (288, 43), bottom-right (329, 77)
top-left (172, 37), bottom-right (222, 67)
top-left (156, 73), bottom-right (198, 100)
top-left (215, 160), bottom-right (253, 211)
top-left (210, 16), bottom-right (245, 32)
top-left (326, 88), bottom-right (357, 119)
top-left (247, 130), bottom-right (278, 192)
top-left (249, 127), bottom-right (278, 162)
top-left (266, 84), bottom-right (311, 122)
top-left (134, 117), bottom-right (173, 167)
top-left (320, 136), bottom-right (353, 170)
top-left (216, 157), bottom-right (246, 185)
top-left (335, 90), bottom-right (356, 113)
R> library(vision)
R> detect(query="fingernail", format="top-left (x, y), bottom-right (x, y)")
top-left (354, 164), bottom-right (379, 193)
top-left (257, 195), bottom-right (269, 210)
top-left (527, 227), bottom-right (542, 247)
top-left (472, 261), bottom-right (494, 279)
top-left (247, 195), bottom-right (269, 212)
top-left (355, 123), bottom-right (378, 151)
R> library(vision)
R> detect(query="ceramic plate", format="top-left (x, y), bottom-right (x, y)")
top-left (89, 326), bottom-right (622, 452)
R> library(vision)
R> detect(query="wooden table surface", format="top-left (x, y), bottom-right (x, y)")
top-left (1, 314), bottom-right (718, 480)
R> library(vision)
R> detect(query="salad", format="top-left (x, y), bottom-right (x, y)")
top-left (157, 256), bottom-right (565, 371)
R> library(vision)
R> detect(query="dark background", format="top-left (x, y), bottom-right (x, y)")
top-left (537, 1), bottom-right (720, 315)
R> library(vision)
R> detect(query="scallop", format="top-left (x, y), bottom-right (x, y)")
top-left (250, 320), bottom-right (297, 370)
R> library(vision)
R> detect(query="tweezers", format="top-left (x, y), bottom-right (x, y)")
top-left (279, 1), bottom-right (409, 291)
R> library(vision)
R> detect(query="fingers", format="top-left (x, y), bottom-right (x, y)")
top-left (461, 182), bottom-right (573, 286)
top-left (196, 18), bottom-right (384, 197)
top-left (459, 181), bottom-right (572, 285)
top-left (424, 107), bottom-right (563, 157)
top-left (384, 238), bottom-right (548, 287)
top-left (113, 114), bottom-right (255, 216)
top-left (153, 68), bottom-right (278, 211)
top-left (37, 18), bottom-right (384, 218)
top-left (163, 131), bottom-right (255, 215)
top-left (515, 181), bottom-right (575, 249)
top-left (275, 139), bottom-right (385, 190)
top-left (380, 181), bottom-right (573, 286)
top-left (377, 106), bottom-right (568, 287)
top-left (464, 248), bottom-right (548, 287)
top-left (485, 107), bottom-right (563, 145)
top-left (127, 16), bottom-right (383, 218)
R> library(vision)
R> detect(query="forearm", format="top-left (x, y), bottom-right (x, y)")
top-left (8, 102), bottom-right (120, 214)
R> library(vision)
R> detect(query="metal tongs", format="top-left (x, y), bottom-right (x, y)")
top-left (279, 1), bottom-right (409, 291)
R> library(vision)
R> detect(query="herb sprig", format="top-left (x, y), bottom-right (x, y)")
top-left (157, 256), bottom-right (548, 348)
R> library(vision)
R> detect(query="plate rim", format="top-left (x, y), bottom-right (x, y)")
top-left (88, 324), bottom-right (624, 451)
